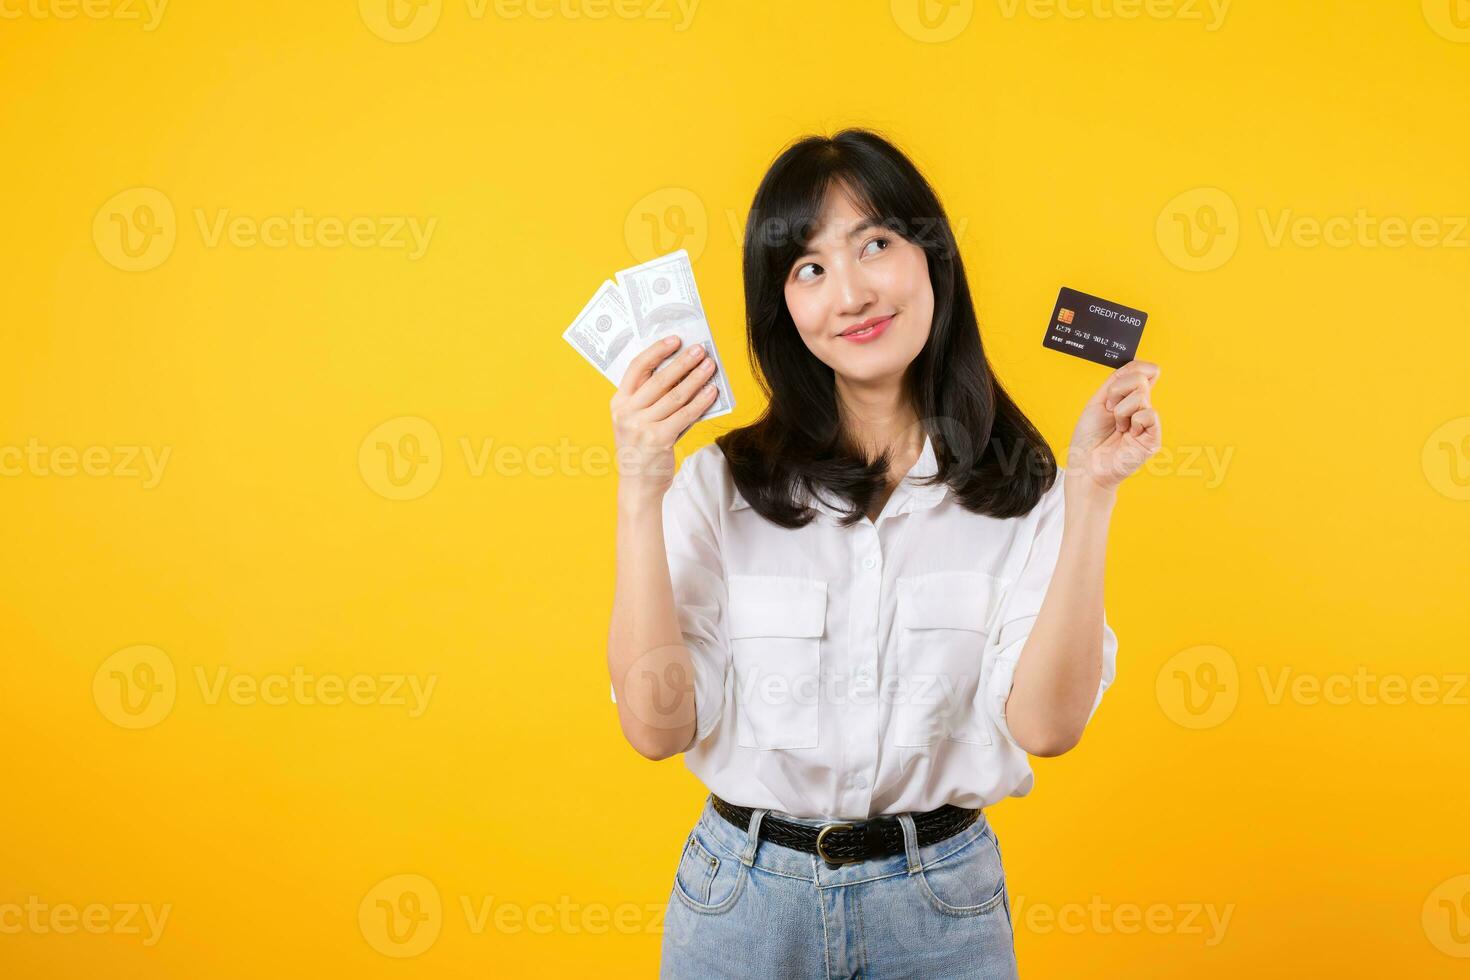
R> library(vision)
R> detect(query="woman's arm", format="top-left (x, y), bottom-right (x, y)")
top-left (1002, 479), bottom-right (1116, 756)
top-left (1003, 360), bottom-right (1162, 757)
top-left (608, 495), bottom-right (698, 760)
top-left (606, 336), bottom-right (721, 761)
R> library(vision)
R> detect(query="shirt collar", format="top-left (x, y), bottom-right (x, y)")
top-left (729, 433), bottom-right (947, 523)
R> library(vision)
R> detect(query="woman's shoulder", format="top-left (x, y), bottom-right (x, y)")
top-left (668, 442), bottom-right (741, 512)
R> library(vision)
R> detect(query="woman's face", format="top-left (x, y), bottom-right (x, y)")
top-left (782, 183), bottom-right (933, 387)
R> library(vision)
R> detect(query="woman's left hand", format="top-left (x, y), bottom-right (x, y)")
top-left (1065, 359), bottom-right (1163, 495)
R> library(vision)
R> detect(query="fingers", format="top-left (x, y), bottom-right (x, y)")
top-left (1111, 385), bottom-right (1150, 431)
top-left (1125, 359), bottom-right (1161, 384)
top-left (1086, 359), bottom-right (1159, 410)
top-left (1128, 407), bottom-right (1161, 446)
top-left (1103, 360), bottom-right (1160, 411)
top-left (615, 335), bottom-right (683, 402)
top-left (649, 352), bottom-right (717, 420)
top-left (629, 341), bottom-right (711, 411)
top-left (655, 380), bottom-right (720, 444)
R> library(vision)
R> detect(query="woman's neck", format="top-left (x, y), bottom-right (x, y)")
top-left (835, 377), bottom-right (923, 480)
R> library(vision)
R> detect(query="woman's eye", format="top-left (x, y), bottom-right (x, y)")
top-left (794, 263), bottom-right (820, 283)
top-left (863, 237), bottom-right (890, 257)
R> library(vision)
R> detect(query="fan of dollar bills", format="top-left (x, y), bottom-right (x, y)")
top-left (562, 249), bottom-right (735, 424)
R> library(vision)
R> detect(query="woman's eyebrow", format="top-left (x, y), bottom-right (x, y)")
top-left (792, 217), bottom-right (884, 262)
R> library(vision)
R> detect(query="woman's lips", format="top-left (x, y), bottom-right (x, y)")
top-left (838, 314), bottom-right (895, 344)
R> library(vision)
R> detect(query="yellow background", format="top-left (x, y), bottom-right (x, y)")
top-left (2, 0), bottom-right (1468, 976)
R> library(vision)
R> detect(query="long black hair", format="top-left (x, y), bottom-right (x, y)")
top-left (714, 127), bottom-right (1056, 529)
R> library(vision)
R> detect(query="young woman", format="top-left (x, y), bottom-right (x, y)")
top-left (606, 128), bottom-right (1162, 979)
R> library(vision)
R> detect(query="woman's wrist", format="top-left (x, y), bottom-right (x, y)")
top-left (617, 483), bottom-right (666, 518)
top-left (1062, 470), bottom-right (1118, 520)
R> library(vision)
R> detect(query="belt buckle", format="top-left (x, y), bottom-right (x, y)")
top-left (815, 822), bottom-right (859, 867)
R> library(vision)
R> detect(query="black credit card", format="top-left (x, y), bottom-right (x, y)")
top-left (1043, 287), bottom-right (1147, 367)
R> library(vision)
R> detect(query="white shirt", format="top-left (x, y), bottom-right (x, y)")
top-left (612, 433), bottom-right (1117, 821)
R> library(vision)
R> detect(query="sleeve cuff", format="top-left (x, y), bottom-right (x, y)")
top-left (691, 645), bottom-right (728, 743)
top-left (985, 627), bottom-right (1118, 750)
top-left (985, 639), bottom-right (1026, 748)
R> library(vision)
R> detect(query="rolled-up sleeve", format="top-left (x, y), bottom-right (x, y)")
top-left (983, 476), bottom-right (1119, 749)
top-left (609, 449), bottom-right (730, 750)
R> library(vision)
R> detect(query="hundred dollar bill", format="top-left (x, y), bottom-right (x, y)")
top-left (562, 279), bottom-right (637, 382)
top-left (613, 249), bottom-right (734, 422)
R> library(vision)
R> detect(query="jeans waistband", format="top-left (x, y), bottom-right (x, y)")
top-left (690, 793), bottom-right (993, 885)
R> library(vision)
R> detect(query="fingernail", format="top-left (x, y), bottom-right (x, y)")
top-left (666, 337), bottom-right (678, 346)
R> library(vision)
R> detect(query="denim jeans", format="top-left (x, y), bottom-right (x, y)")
top-left (661, 794), bottom-right (1019, 979)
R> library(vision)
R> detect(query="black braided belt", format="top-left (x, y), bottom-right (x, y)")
top-left (710, 794), bottom-right (981, 869)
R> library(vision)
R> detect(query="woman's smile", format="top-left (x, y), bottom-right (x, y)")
top-left (837, 313), bottom-right (895, 343)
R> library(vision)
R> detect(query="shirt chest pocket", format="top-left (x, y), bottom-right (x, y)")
top-left (726, 574), bottom-right (827, 750)
top-left (892, 570), bottom-right (1007, 747)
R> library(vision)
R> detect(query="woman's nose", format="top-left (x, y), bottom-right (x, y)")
top-left (832, 262), bottom-right (877, 313)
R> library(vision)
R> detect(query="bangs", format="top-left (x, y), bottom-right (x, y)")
top-left (751, 165), bottom-right (897, 278)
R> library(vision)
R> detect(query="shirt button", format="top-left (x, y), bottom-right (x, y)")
top-left (862, 556), bottom-right (877, 569)
top-left (856, 667), bottom-right (873, 682)
top-left (852, 774), bottom-right (868, 789)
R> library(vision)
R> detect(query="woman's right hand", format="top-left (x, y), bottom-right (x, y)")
top-left (611, 335), bottom-right (720, 507)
